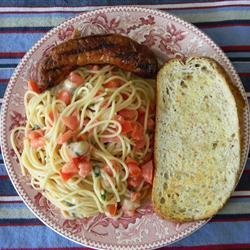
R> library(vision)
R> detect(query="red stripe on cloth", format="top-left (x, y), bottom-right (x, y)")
top-left (0, 200), bottom-right (23, 204)
top-left (166, 243), bottom-right (250, 250)
top-left (222, 46), bottom-right (250, 52)
top-left (0, 30), bottom-right (47, 34)
top-left (211, 217), bottom-right (250, 222)
top-left (0, 52), bottom-right (25, 58)
top-left (0, 4), bottom-right (250, 14)
top-left (0, 222), bottom-right (43, 227)
top-left (0, 79), bottom-right (9, 84)
top-left (232, 195), bottom-right (250, 198)
top-left (0, 175), bottom-right (9, 179)
top-left (162, 4), bottom-right (250, 11)
top-left (196, 23), bottom-right (250, 28)
top-left (239, 73), bottom-right (250, 77)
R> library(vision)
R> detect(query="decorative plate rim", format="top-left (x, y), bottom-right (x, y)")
top-left (1, 6), bottom-right (249, 250)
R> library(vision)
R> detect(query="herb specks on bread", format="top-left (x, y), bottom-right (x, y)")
top-left (153, 57), bottom-right (241, 222)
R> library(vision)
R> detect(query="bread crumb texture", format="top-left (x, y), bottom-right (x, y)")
top-left (153, 57), bottom-right (240, 222)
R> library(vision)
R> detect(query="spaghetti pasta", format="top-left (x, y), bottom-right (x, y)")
top-left (11, 65), bottom-right (155, 219)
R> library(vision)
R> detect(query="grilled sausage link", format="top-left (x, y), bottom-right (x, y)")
top-left (37, 34), bottom-right (158, 90)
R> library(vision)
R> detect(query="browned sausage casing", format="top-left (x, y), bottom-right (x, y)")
top-left (37, 34), bottom-right (158, 90)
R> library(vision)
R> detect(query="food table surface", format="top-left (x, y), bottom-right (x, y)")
top-left (0, 0), bottom-right (250, 249)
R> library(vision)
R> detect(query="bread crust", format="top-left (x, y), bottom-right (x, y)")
top-left (152, 57), bottom-right (247, 222)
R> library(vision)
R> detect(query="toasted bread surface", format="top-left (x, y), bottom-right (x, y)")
top-left (153, 57), bottom-right (242, 222)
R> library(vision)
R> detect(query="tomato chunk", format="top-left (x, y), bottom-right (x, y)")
top-left (57, 130), bottom-right (76, 144)
top-left (62, 114), bottom-right (79, 130)
top-left (57, 90), bottom-right (71, 105)
top-left (121, 121), bottom-right (134, 135)
top-left (61, 162), bottom-right (78, 174)
top-left (134, 137), bottom-right (146, 150)
top-left (128, 175), bottom-right (143, 188)
top-left (60, 170), bottom-right (74, 182)
top-left (28, 80), bottom-right (41, 93)
top-left (131, 122), bottom-right (144, 141)
top-left (78, 161), bottom-right (92, 178)
top-left (127, 162), bottom-right (141, 178)
top-left (27, 129), bottom-right (44, 140)
top-left (30, 137), bottom-right (45, 149)
top-left (104, 79), bottom-right (123, 88)
top-left (147, 118), bottom-right (155, 131)
top-left (68, 72), bottom-right (85, 87)
top-left (141, 160), bottom-right (154, 184)
top-left (131, 192), bottom-right (141, 202)
top-left (103, 160), bottom-right (119, 177)
top-left (118, 109), bottom-right (138, 120)
top-left (107, 203), bottom-right (117, 216)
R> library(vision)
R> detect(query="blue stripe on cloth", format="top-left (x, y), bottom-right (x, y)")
top-left (0, 179), bottom-right (18, 196)
top-left (0, 221), bottom-right (249, 248)
top-left (171, 222), bottom-right (250, 247)
top-left (0, 58), bottom-right (20, 64)
top-left (0, 225), bottom-right (81, 248)
top-left (0, 68), bottom-right (14, 78)
top-left (0, 0), bottom-right (219, 7)
top-left (0, 84), bottom-right (7, 97)
top-left (0, 34), bottom-right (43, 52)
top-left (201, 27), bottom-right (250, 46)
top-left (232, 62), bottom-right (250, 73)
top-left (0, 164), bottom-right (7, 175)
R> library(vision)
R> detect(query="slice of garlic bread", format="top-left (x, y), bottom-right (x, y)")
top-left (153, 57), bottom-right (242, 222)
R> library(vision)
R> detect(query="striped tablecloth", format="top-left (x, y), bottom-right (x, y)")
top-left (0, 1), bottom-right (250, 249)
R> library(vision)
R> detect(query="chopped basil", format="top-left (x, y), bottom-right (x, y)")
top-left (32, 125), bottom-right (40, 130)
top-left (94, 167), bottom-right (100, 177)
top-left (101, 190), bottom-right (106, 200)
top-left (65, 201), bottom-right (74, 207)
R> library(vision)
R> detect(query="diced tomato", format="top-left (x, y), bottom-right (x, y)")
top-left (30, 137), bottom-right (45, 149)
top-left (134, 137), bottom-right (146, 150)
top-left (125, 157), bottom-right (138, 165)
top-left (104, 79), bottom-right (123, 88)
top-left (95, 90), bottom-right (103, 97)
top-left (100, 100), bottom-right (110, 109)
top-left (57, 90), bottom-right (71, 105)
top-left (77, 134), bottom-right (88, 141)
top-left (147, 118), bottom-right (155, 131)
top-left (103, 160), bottom-right (119, 177)
top-left (114, 115), bottom-right (125, 124)
top-left (131, 192), bottom-right (141, 202)
top-left (137, 112), bottom-right (145, 125)
top-left (61, 162), bottom-right (78, 174)
top-left (107, 203), bottom-right (117, 216)
top-left (128, 176), bottom-right (143, 188)
top-left (57, 130), bottom-right (76, 144)
top-left (101, 136), bottom-right (120, 143)
top-left (121, 121), bottom-right (134, 135)
top-left (62, 115), bottom-right (79, 130)
top-left (60, 170), bottom-right (74, 182)
top-left (141, 160), bottom-right (154, 184)
top-left (68, 72), bottom-right (85, 87)
top-left (27, 129), bottom-right (44, 140)
top-left (27, 80), bottom-right (41, 93)
top-left (78, 161), bottom-right (92, 178)
top-left (121, 93), bottom-right (128, 100)
top-left (88, 65), bottom-right (99, 71)
top-left (118, 109), bottom-right (138, 120)
top-left (149, 102), bottom-right (156, 114)
top-left (127, 162), bottom-right (141, 178)
top-left (131, 122), bottom-right (144, 141)
top-left (142, 151), bottom-right (153, 164)
top-left (48, 111), bottom-right (54, 123)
